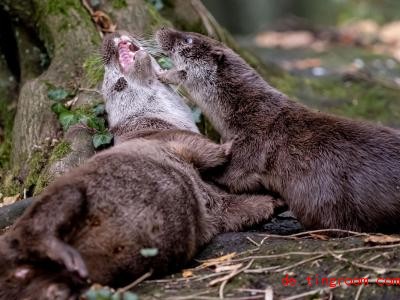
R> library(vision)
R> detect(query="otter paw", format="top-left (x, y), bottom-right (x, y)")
top-left (272, 198), bottom-right (288, 215)
top-left (157, 69), bottom-right (187, 85)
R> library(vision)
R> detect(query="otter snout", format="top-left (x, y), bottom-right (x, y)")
top-left (101, 32), bottom-right (120, 65)
top-left (156, 27), bottom-right (180, 52)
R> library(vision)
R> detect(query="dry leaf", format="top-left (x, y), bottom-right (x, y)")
top-left (309, 233), bottom-right (329, 240)
top-left (340, 20), bottom-right (379, 42)
top-left (92, 10), bottom-right (117, 33)
top-left (255, 31), bottom-right (314, 49)
top-left (380, 21), bottom-right (400, 45)
top-left (2, 194), bottom-right (20, 206)
top-left (215, 263), bottom-right (243, 273)
top-left (264, 287), bottom-right (274, 300)
top-left (182, 270), bottom-right (193, 278)
top-left (364, 234), bottom-right (400, 245)
top-left (198, 252), bottom-right (236, 268)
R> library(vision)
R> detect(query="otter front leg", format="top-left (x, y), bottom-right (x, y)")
top-left (157, 69), bottom-right (187, 85)
top-left (213, 139), bottom-right (266, 193)
top-left (218, 195), bottom-right (286, 232)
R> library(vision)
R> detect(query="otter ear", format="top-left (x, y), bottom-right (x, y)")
top-left (212, 49), bottom-right (225, 64)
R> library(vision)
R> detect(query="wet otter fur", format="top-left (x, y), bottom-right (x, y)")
top-left (0, 31), bottom-right (283, 300)
top-left (156, 28), bottom-right (400, 233)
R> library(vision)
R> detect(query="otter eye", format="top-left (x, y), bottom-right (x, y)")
top-left (184, 37), bottom-right (193, 45)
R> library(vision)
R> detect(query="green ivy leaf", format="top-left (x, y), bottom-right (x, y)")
top-left (140, 248), bottom-right (158, 257)
top-left (48, 88), bottom-right (69, 101)
top-left (157, 57), bottom-right (173, 70)
top-left (77, 114), bottom-right (91, 126)
top-left (88, 117), bottom-right (106, 131)
top-left (93, 104), bottom-right (106, 116)
top-left (84, 288), bottom-right (112, 300)
top-left (59, 112), bottom-right (79, 131)
top-left (51, 102), bottom-right (68, 115)
top-left (93, 132), bottom-right (113, 148)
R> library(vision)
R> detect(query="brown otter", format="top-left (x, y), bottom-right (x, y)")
top-left (156, 28), bottom-right (400, 233)
top-left (0, 31), bottom-right (283, 299)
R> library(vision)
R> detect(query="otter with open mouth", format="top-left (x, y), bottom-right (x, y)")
top-left (102, 31), bottom-right (199, 143)
top-left (0, 31), bottom-right (284, 299)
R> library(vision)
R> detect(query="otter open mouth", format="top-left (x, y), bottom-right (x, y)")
top-left (118, 39), bottom-right (140, 72)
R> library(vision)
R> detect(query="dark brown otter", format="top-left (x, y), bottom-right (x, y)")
top-left (156, 27), bottom-right (400, 233)
top-left (0, 31), bottom-right (283, 300)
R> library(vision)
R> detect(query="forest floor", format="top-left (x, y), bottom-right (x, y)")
top-left (134, 214), bottom-right (400, 300)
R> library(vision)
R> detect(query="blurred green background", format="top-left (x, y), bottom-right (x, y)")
top-left (204, 0), bottom-right (400, 34)
top-left (203, 0), bottom-right (400, 128)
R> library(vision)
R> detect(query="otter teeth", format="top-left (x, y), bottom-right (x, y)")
top-left (118, 41), bottom-right (136, 71)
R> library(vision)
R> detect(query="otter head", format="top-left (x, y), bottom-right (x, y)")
top-left (156, 28), bottom-right (227, 81)
top-left (101, 31), bottom-right (198, 134)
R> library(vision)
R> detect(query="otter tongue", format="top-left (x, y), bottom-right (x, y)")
top-left (118, 42), bottom-right (134, 71)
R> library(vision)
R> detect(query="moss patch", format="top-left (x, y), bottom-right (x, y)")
top-left (83, 54), bottom-right (104, 87)
top-left (111, 0), bottom-right (128, 9)
top-left (0, 101), bottom-right (15, 172)
top-left (24, 149), bottom-right (49, 193)
top-left (49, 141), bottom-right (72, 164)
top-left (269, 72), bottom-right (400, 127)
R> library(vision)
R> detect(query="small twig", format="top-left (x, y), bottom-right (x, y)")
top-left (193, 271), bottom-right (231, 282)
top-left (237, 288), bottom-right (274, 300)
top-left (81, 0), bottom-right (94, 15)
top-left (328, 250), bottom-right (400, 274)
top-left (219, 280), bottom-right (228, 299)
top-left (255, 233), bottom-right (300, 241)
top-left (244, 265), bottom-right (281, 274)
top-left (210, 259), bottom-right (254, 286)
top-left (288, 229), bottom-right (370, 238)
top-left (79, 87), bottom-right (102, 94)
top-left (209, 260), bottom-right (254, 299)
top-left (246, 236), bottom-right (261, 247)
top-left (354, 274), bottom-right (369, 300)
top-left (237, 288), bottom-right (266, 294)
top-left (274, 254), bottom-right (325, 273)
top-left (117, 270), bottom-right (153, 293)
top-left (363, 253), bottom-right (383, 264)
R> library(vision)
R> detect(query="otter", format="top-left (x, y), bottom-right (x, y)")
top-left (0, 31), bottom-right (283, 300)
top-left (156, 28), bottom-right (400, 233)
